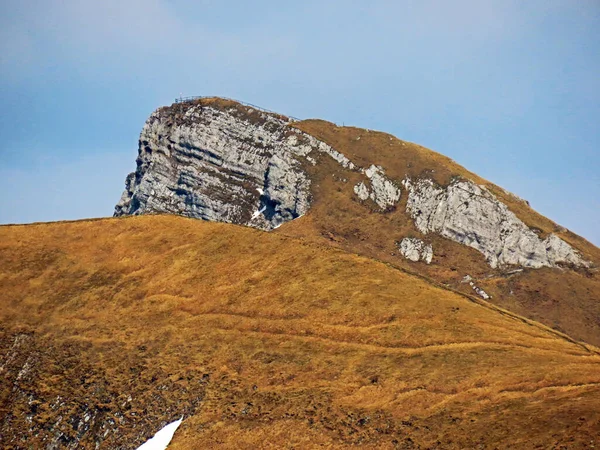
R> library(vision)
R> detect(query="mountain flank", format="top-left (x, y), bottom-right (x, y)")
top-left (1, 216), bottom-right (599, 448)
top-left (115, 97), bottom-right (600, 346)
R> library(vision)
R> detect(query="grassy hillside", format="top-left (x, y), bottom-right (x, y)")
top-left (1, 215), bottom-right (599, 448)
top-left (277, 118), bottom-right (600, 347)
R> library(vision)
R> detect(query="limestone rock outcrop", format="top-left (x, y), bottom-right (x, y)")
top-left (353, 165), bottom-right (401, 209)
top-left (402, 178), bottom-right (588, 269)
top-left (461, 275), bottom-right (491, 299)
top-left (398, 237), bottom-right (433, 264)
top-left (115, 102), bottom-right (354, 230)
top-left (116, 98), bottom-right (590, 273)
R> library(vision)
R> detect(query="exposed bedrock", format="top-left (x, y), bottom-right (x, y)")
top-left (402, 178), bottom-right (589, 269)
top-left (398, 237), bottom-right (433, 264)
top-left (116, 99), bottom-right (589, 271)
top-left (115, 103), bottom-right (353, 230)
top-left (353, 165), bottom-right (401, 210)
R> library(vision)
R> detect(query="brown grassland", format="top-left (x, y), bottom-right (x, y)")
top-left (275, 118), bottom-right (600, 348)
top-left (1, 215), bottom-right (599, 448)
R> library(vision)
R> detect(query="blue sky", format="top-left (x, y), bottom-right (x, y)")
top-left (1, 0), bottom-right (599, 245)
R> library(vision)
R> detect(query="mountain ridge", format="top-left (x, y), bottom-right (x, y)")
top-left (2, 215), bottom-right (595, 356)
top-left (3, 97), bottom-right (599, 448)
top-left (114, 97), bottom-right (600, 346)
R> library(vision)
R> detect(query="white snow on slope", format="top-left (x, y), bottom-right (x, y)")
top-left (251, 205), bottom-right (267, 219)
top-left (136, 417), bottom-right (183, 450)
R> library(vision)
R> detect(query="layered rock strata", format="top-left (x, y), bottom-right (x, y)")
top-left (115, 102), bottom-right (353, 230)
top-left (116, 99), bottom-right (589, 271)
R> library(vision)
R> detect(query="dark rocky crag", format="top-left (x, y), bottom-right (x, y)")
top-left (0, 331), bottom-right (206, 449)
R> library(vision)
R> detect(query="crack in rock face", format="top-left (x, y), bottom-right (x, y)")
top-left (402, 178), bottom-right (589, 269)
top-left (115, 103), bottom-right (353, 230)
top-left (398, 237), bottom-right (433, 264)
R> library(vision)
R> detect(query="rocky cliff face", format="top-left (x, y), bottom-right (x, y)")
top-left (117, 97), bottom-right (589, 272)
top-left (115, 100), bottom-right (353, 230)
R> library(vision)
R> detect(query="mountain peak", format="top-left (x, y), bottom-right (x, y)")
top-left (115, 96), bottom-right (600, 346)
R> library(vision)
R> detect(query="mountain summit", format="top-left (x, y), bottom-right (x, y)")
top-left (2, 97), bottom-right (599, 449)
top-left (116, 96), bottom-right (600, 346)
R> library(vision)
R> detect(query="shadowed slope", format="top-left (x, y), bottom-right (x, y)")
top-left (1, 215), bottom-right (599, 449)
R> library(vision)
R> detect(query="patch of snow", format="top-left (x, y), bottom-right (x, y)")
top-left (256, 188), bottom-right (264, 195)
top-left (251, 206), bottom-right (267, 220)
top-left (136, 417), bottom-right (183, 450)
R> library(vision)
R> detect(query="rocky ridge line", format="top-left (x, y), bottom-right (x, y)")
top-left (116, 99), bottom-right (589, 271)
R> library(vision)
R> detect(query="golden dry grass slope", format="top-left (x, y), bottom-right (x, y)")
top-left (142, 97), bottom-right (600, 348)
top-left (1, 215), bottom-right (600, 449)
top-left (279, 117), bottom-right (600, 347)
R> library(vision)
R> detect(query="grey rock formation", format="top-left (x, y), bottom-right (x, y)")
top-left (353, 165), bottom-right (401, 209)
top-left (116, 98), bottom-right (589, 273)
top-left (353, 182), bottom-right (369, 201)
top-left (402, 178), bottom-right (589, 269)
top-left (398, 237), bottom-right (433, 264)
top-left (115, 102), bottom-right (355, 230)
top-left (470, 283), bottom-right (490, 300)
